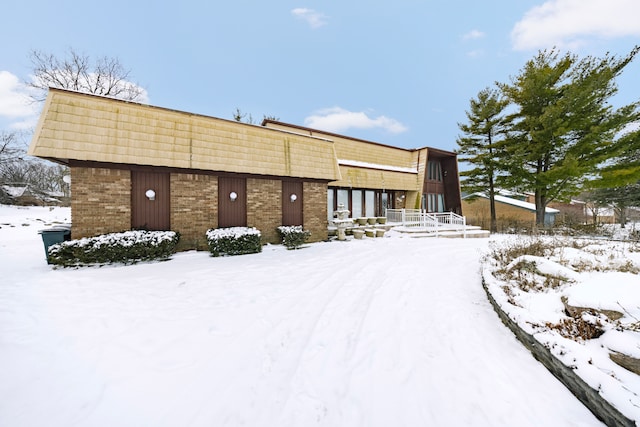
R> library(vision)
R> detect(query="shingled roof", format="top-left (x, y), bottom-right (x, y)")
top-left (29, 88), bottom-right (341, 181)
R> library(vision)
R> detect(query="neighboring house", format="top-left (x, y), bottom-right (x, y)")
top-left (463, 193), bottom-right (559, 229)
top-left (28, 88), bottom-right (462, 250)
top-left (0, 184), bottom-right (65, 206)
top-left (523, 193), bottom-right (617, 225)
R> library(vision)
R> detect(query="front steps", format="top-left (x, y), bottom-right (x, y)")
top-left (392, 225), bottom-right (491, 239)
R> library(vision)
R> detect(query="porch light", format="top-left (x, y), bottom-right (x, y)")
top-left (229, 191), bottom-right (238, 201)
top-left (145, 189), bottom-right (156, 201)
top-left (290, 194), bottom-right (297, 202)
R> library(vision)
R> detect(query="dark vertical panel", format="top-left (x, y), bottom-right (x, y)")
top-left (441, 157), bottom-right (462, 214)
top-left (218, 177), bottom-right (247, 227)
top-left (131, 171), bottom-right (170, 230)
top-left (282, 181), bottom-right (303, 226)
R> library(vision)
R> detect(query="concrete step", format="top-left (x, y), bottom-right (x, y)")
top-left (394, 226), bottom-right (491, 239)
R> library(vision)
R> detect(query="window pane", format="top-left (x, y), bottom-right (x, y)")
top-left (428, 160), bottom-right (442, 181)
top-left (327, 189), bottom-right (334, 220)
top-left (337, 189), bottom-right (349, 211)
top-left (438, 193), bottom-right (445, 212)
top-left (382, 192), bottom-right (389, 213)
top-left (365, 191), bottom-right (375, 217)
top-left (351, 190), bottom-right (363, 218)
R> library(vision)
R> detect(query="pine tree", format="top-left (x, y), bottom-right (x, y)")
top-left (457, 88), bottom-right (510, 232)
top-left (498, 47), bottom-right (640, 226)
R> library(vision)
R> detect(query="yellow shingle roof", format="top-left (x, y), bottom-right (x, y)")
top-left (28, 89), bottom-right (341, 181)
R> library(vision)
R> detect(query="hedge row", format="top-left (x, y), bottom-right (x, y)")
top-left (49, 226), bottom-right (312, 267)
top-left (48, 230), bottom-right (180, 267)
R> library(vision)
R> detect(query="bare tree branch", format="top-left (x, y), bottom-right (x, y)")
top-left (26, 48), bottom-right (144, 102)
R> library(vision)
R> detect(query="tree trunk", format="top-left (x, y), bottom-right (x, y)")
top-left (488, 176), bottom-right (497, 233)
top-left (617, 206), bottom-right (627, 226)
top-left (535, 190), bottom-right (547, 227)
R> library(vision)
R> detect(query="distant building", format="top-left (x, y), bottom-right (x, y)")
top-left (28, 88), bottom-right (462, 250)
top-left (0, 184), bottom-right (67, 206)
top-left (463, 193), bottom-right (559, 229)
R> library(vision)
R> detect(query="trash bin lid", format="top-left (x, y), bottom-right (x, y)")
top-left (38, 224), bottom-right (71, 234)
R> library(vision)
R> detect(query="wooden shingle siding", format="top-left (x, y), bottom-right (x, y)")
top-left (263, 121), bottom-right (423, 192)
top-left (29, 89), bottom-right (340, 181)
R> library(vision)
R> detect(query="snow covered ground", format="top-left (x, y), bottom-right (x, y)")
top-left (483, 236), bottom-right (640, 424)
top-left (0, 205), bottom-right (607, 426)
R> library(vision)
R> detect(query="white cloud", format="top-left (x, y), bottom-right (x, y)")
top-left (512, 0), bottom-right (640, 51)
top-left (304, 107), bottom-right (408, 134)
top-left (0, 71), bottom-right (39, 125)
top-left (291, 8), bottom-right (328, 29)
top-left (462, 30), bottom-right (485, 41)
top-left (466, 49), bottom-right (485, 58)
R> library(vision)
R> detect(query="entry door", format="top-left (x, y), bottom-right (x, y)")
top-left (218, 177), bottom-right (247, 227)
top-left (131, 171), bottom-right (170, 230)
top-left (282, 181), bottom-right (303, 226)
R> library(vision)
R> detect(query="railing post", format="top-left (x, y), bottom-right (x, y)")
top-left (401, 209), bottom-right (406, 226)
top-left (463, 215), bottom-right (467, 238)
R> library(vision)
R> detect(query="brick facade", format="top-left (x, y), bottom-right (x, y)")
top-left (247, 178), bottom-right (282, 244)
top-left (70, 165), bottom-right (329, 249)
top-left (303, 181), bottom-right (329, 243)
top-left (171, 173), bottom-right (218, 250)
top-left (70, 166), bottom-right (131, 239)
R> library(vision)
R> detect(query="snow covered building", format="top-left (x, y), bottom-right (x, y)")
top-left (28, 88), bottom-right (462, 250)
top-left (462, 193), bottom-right (559, 229)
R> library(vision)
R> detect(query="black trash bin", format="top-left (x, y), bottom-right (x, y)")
top-left (38, 225), bottom-right (71, 263)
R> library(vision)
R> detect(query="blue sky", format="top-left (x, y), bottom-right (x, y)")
top-left (1, 0), bottom-right (639, 153)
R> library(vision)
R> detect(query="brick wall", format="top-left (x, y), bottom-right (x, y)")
top-left (303, 181), bottom-right (328, 242)
top-left (171, 173), bottom-right (218, 250)
top-left (70, 166), bottom-right (131, 239)
top-left (247, 178), bottom-right (282, 244)
top-left (70, 166), bottom-right (329, 249)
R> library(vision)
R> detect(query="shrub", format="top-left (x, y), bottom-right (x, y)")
top-left (277, 225), bottom-right (311, 250)
top-left (48, 230), bottom-right (180, 267)
top-left (206, 227), bottom-right (262, 257)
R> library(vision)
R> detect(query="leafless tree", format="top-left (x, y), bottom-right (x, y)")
top-left (1, 130), bottom-right (69, 204)
top-left (0, 131), bottom-right (25, 163)
top-left (26, 48), bottom-right (145, 102)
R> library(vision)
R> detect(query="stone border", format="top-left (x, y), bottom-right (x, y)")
top-left (482, 277), bottom-right (635, 427)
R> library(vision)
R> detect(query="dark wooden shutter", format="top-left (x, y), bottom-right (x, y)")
top-left (282, 181), bottom-right (303, 226)
top-left (218, 177), bottom-right (247, 227)
top-left (131, 171), bottom-right (170, 230)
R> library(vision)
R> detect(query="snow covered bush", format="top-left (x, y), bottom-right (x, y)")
top-left (277, 225), bottom-right (311, 250)
top-left (48, 230), bottom-right (180, 267)
top-left (206, 227), bottom-right (262, 257)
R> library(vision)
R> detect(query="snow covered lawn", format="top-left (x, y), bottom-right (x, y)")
top-left (483, 236), bottom-right (640, 423)
top-left (0, 205), bottom-right (605, 426)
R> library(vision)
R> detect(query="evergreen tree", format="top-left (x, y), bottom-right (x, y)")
top-left (457, 88), bottom-right (510, 232)
top-left (589, 183), bottom-right (640, 225)
top-left (498, 47), bottom-right (640, 226)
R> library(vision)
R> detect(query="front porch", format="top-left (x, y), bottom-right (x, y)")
top-left (386, 209), bottom-right (489, 238)
top-left (329, 209), bottom-right (490, 239)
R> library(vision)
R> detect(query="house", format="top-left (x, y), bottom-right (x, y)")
top-left (463, 193), bottom-right (559, 230)
top-left (28, 88), bottom-right (462, 250)
top-left (0, 184), bottom-right (67, 206)
top-left (261, 120), bottom-right (462, 220)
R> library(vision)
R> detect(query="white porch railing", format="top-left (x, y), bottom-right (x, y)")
top-left (386, 209), bottom-right (467, 238)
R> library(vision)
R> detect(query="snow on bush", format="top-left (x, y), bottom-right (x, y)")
top-left (48, 230), bottom-right (180, 267)
top-left (277, 225), bottom-right (311, 250)
top-left (206, 227), bottom-right (262, 257)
